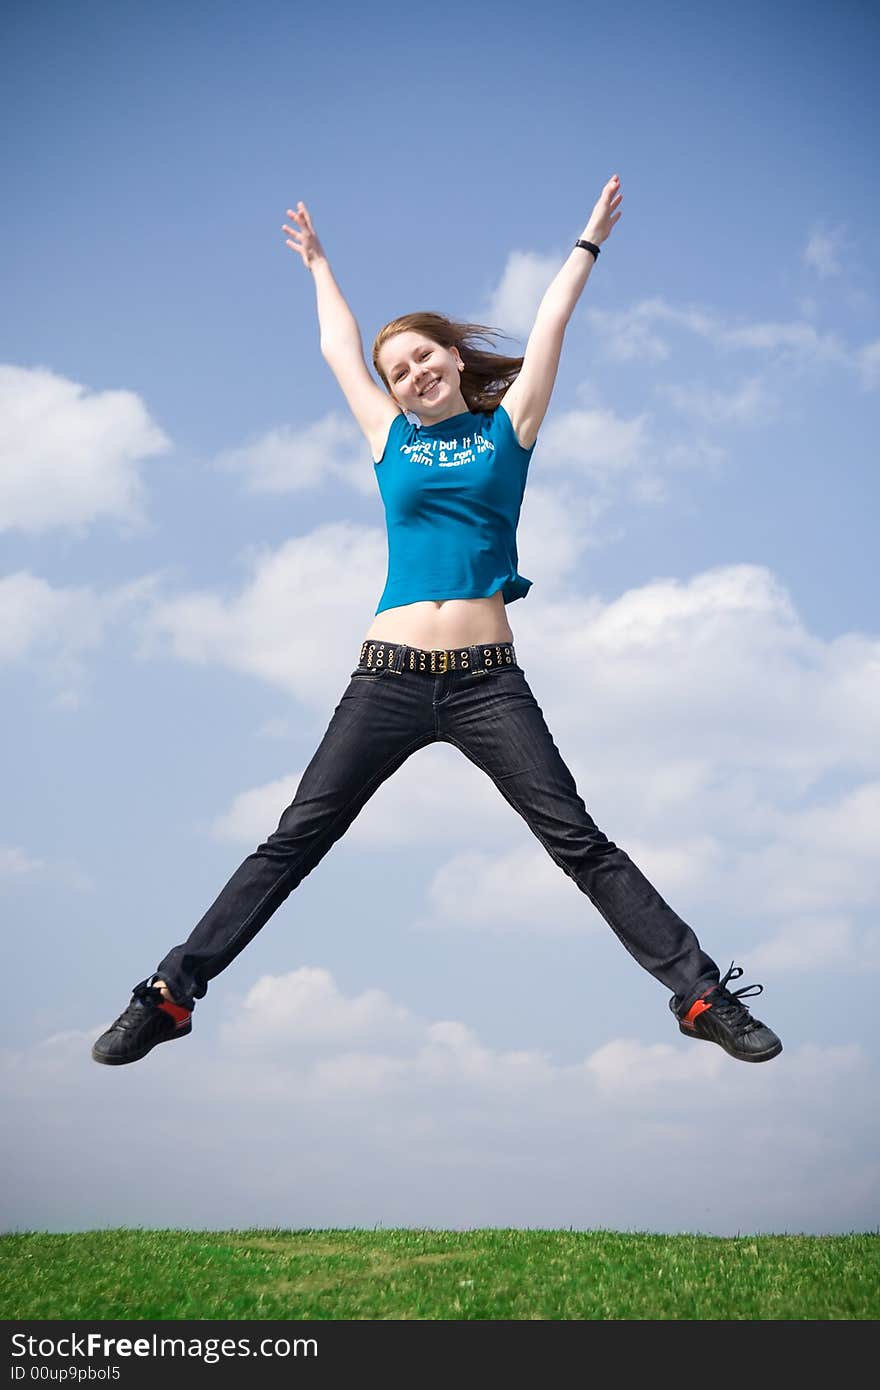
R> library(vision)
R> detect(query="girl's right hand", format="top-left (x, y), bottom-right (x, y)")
top-left (281, 201), bottom-right (326, 269)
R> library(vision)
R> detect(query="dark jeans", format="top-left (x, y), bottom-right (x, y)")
top-left (149, 644), bottom-right (720, 1011)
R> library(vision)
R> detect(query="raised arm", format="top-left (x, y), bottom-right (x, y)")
top-left (282, 201), bottom-right (400, 455)
top-left (500, 174), bottom-right (622, 450)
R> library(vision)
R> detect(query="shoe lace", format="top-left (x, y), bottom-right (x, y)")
top-left (110, 983), bottom-right (162, 1032)
top-left (710, 962), bottom-right (765, 1030)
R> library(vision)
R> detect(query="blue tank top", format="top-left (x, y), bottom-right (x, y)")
top-left (373, 403), bottom-right (535, 615)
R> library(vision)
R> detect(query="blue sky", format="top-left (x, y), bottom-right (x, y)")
top-left (2, 0), bottom-right (878, 1238)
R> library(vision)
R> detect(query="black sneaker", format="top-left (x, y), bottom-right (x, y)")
top-left (672, 962), bottom-right (782, 1063)
top-left (92, 979), bottom-right (192, 1066)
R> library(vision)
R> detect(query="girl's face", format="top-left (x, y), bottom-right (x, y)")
top-left (379, 331), bottom-right (466, 419)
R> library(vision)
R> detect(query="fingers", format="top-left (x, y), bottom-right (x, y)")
top-left (289, 200), bottom-right (314, 232)
top-left (282, 203), bottom-right (312, 254)
top-left (593, 177), bottom-right (622, 218)
top-left (281, 217), bottom-right (307, 255)
top-left (283, 202), bottom-right (315, 243)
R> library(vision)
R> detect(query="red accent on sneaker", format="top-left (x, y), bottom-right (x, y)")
top-left (681, 995), bottom-right (713, 1030)
top-left (158, 998), bottom-right (191, 1026)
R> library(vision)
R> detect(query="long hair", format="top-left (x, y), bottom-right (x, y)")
top-left (371, 311), bottom-right (523, 414)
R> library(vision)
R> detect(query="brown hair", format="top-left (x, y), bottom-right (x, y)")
top-left (371, 311), bottom-right (523, 413)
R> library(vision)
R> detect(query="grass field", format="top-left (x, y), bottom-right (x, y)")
top-left (2, 1229), bottom-right (878, 1320)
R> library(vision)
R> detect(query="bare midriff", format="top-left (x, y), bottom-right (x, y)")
top-left (363, 590), bottom-right (514, 649)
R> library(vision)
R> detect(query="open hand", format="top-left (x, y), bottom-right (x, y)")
top-left (281, 201), bottom-right (326, 269)
top-left (583, 174), bottom-right (623, 245)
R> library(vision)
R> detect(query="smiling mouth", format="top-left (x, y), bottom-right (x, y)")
top-left (419, 379), bottom-right (441, 396)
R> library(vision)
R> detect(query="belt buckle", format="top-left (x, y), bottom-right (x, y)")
top-left (428, 647), bottom-right (450, 675)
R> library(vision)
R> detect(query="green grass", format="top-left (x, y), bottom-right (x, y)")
top-left (2, 1229), bottom-right (877, 1320)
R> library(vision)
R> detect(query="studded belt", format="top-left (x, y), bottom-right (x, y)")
top-left (357, 638), bottom-right (517, 675)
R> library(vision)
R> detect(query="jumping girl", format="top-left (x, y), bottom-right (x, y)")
top-left (93, 174), bottom-right (781, 1067)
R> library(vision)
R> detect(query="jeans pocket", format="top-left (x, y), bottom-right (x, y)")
top-left (349, 666), bottom-right (396, 680)
top-left (463, 664), bottom-right (524, 684)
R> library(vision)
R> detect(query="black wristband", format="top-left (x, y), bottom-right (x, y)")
top-left (575, 239), bottom-right (601, 259)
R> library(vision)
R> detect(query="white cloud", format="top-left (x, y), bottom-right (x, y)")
top-left (0, 569), bottom-right (163, 701)
top-left (586, 1036), bottom-right (724, 1092)
top-left (0, 845), bottom-right (45, 878)
top-left (214, 412), bottom-right (374, 497)
top-left (217, 970), bottom-right (727, 1099)
top-left (582, 298), bottom-right (848, 370)
top-left (419, 845), bottom-right (585, 932)
top-left (209, 742), bottom-right (505, 848)
top-left (219, 967), bottom-right (418, 1055)
top-left (858, 339), bottom-right (880, 391)
top-left (585, 307), bottom-right (671, 363)
top-left (584, 299), bottom-right (711, 363)
top-left (10, 969), bottom-right (869, 1103)
top-left (524, 404), bottom-right (667, 525)
top-left (0, 845), bottom-right (93, 893)
top-left (136, 545), bottom-right (880, 950)
top-left (660, 436), bottom-right (727, 479)
top-left (539, 406), bottom-right (650, 482)
top-left (0, 572), bottom-right (104, 665)
top-left (254, 716), bottom-right (295, 740)
top-left (205, 975), bottom-right (867, 1149)
top-left (480, 250), bottom-right (566, 339)
top-left (3, 970), bottom-right (874, 1234)
top-left (483, 268), bottom-right (825, 371)
top-left (515, 482), bottom-right (609, 588)
top-left (784, 781), bottom-right (880, 863)
top-left (408, 774), bottom-right (877, 954)
top-left (493, 566), bottom-right (880, 945)
top-left (741, 782), bottom-right (880, 920)
top-left (209, 773), bottom-right (300, 842)
top-left (803, 227), bottom-right (844, 279)
top-left (621, 834), bottom-right (725, 897)
top-left (748, 916), bottom-right (858, 972)
top-left (720, 319), bottom-right (845, 360)
top-left (514, 567), bottom-right (880, 793)
top-left (657, 376), bottom-right (775, 426)
top-left (0, 364), bottom-right (170, 535)
top-left (141, 523), bottom-right (388, 705)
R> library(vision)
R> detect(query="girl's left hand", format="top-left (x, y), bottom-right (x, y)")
top-left (583, 174), bottom-right (623, 245)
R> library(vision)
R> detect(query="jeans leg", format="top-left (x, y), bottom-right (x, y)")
top-left (441, 666), bottom-right (720, 1002)
top-left (153, 672), bottom-right (433, 1007)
